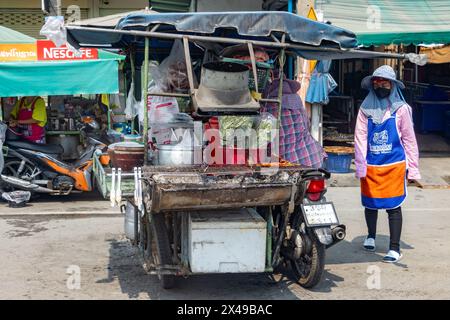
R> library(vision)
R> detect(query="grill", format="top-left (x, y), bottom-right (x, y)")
top-left (141, 165), bottom-right (313, 213)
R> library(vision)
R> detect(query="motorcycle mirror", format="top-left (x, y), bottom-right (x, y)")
top-left (87, 120), bottom-right (100, 130)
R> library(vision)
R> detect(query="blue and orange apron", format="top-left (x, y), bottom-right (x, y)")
top-left (361, 112), bottom-right (407, 209)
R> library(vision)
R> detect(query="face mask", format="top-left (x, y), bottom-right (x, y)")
top-left (374, 87), bottom-right (391, 99)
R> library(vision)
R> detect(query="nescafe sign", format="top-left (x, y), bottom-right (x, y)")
top-left (37, 40), bottom-right (98, 60)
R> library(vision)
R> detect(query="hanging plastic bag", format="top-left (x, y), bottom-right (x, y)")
top-left (146, 83), bottom-right (180, 146)
top-left (125, 82), bottom-right (143, 120)
top-left (147, 84), bottom-right (180, 124)
top-left (40, 16), bottom-right (66, 47)
top-left (110, 93), bottom-right (122, 110)
top-left (150, 40), bottom-right (197, 93)
top-left (255, 112), bottom-right (277, 148)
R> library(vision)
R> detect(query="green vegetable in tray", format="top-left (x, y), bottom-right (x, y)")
top-left (219, 116), bottom-right (254, 146)
top-left (217, 114), bottom-right (277, 149)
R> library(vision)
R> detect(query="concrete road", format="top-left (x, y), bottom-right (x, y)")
top-left (0, 187), bottom-right (449, 300)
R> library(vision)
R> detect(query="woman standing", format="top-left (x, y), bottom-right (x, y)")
top-left (354, 65), bottom-right (420, 263)
top-left (9, 96), bottom-right (47, 144)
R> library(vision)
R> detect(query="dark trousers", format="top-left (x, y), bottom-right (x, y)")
top-left (365, 207), bottom-right (403, 253)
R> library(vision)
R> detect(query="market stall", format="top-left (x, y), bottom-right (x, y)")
top-left (0, 27), bottom-right (134, 197)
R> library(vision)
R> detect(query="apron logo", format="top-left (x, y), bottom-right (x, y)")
top-left (373, 130), bottom-right (388, 145)
top-left (370, 130), bottom-right (392, 153)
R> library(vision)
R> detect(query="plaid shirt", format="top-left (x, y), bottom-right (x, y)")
top-left (262, 80), bottom-right (325, 168)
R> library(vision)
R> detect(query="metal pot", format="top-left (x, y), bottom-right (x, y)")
top-left (156, 143), bottom-right (194, 166)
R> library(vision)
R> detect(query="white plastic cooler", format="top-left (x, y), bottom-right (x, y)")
top-left (187, 208), bottom-right (267, 273)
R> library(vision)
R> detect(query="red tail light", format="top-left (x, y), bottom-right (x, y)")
top-left (306, 179), bottom-right (326, 201)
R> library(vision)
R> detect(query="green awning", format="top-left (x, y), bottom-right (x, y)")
top-left (320, 0), bottom-right (450, 46)
top-left (0, 26), bottom-right (36, 44)
top-left (98, 49), bottom-right (126, 60)
top-left (0, 59), bottom-right (120, 97)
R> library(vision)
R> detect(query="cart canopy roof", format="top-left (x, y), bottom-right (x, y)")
top-left (111, 11), bottom-right (357, 49)
top-left (65, 11), bottom-right (415, 61)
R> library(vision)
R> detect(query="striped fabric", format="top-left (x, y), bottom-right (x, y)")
top-left (262, 78), bottom-right (325, 168)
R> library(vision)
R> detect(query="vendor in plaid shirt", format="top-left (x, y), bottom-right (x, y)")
top-left (261, 77), bottom-right (326, 168)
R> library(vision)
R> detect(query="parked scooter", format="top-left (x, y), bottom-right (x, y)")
top-left (0, 119), bottom-right (107, 195)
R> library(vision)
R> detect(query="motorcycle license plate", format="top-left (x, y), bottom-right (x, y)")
top-left (301, 202), bottom-right (339, 226)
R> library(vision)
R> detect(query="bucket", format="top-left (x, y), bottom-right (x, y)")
top-left (108, 142), bottom-right (144, 171)
top-left (324, 146), bottom-right (354, 173)
top-left (122, 202), bottom-right (137, 241)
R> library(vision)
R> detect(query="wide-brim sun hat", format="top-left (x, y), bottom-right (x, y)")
top-left (361, 65), bottom-right (405, 90)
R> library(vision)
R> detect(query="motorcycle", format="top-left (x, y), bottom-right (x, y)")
top-left (0, 118), bottom-right (108, 195)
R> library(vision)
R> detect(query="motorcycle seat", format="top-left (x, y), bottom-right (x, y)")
top-left (7, 140), bottom-right (64, 155)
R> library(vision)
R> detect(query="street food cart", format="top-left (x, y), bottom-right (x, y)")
top-left (64, 11), bottom-right (421, 289)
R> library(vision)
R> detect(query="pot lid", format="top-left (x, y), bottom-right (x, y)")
top-left (108, 141), bottom-right (144, 150)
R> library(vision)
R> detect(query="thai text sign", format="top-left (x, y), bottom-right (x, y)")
top-left (0, 44), bottom-right (37, 62)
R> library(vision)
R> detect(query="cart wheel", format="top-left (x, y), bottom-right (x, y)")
top-left (151, 213), bottom-right (175, 289)
top-left (290, 237), bottom-right (325, 288)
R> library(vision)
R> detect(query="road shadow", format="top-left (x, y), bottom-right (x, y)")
top-left (98, 237), bottom-right (303, 300)
top-left (269, 263), bottom-right (345, 295)
top-left (32, 190), bottom-right (106, 203)
top-left (325, 235), bottom-right (414, 269)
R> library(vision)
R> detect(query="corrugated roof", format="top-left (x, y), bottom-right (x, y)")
top-left (149, 0), bottom-right (191, 12)
top-left (71, 9), bottom-right (158, 28)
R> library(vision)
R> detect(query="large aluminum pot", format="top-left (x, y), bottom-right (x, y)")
top-left (156, 144), bottom-right (194, 166)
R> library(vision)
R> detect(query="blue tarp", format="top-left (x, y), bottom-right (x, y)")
top-left (66, 11), bottom-right (379, 60)
top-left (69, 11), bottom-right (357, 48)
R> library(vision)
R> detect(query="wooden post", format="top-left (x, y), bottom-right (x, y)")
top-left (276, 35), bottom-right (286, 132)
top-left (182, 36), bottom-right (195, 95)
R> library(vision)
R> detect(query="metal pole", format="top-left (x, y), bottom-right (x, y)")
top-left (130, 46), bottom-right (136, 134)
top-left (143, 28), bottom-right (150, 164)
top-left (287, 0), bottom-right (294, 79)
top-left (47, 0), bottom-right (62, 16)
top-left (415, 45), bottom-right (419, 83)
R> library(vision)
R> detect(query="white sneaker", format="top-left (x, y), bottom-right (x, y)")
top-left (383, 250), bottom-right (403, 263)
top-left (363, 237), bottom-right (376, 251)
